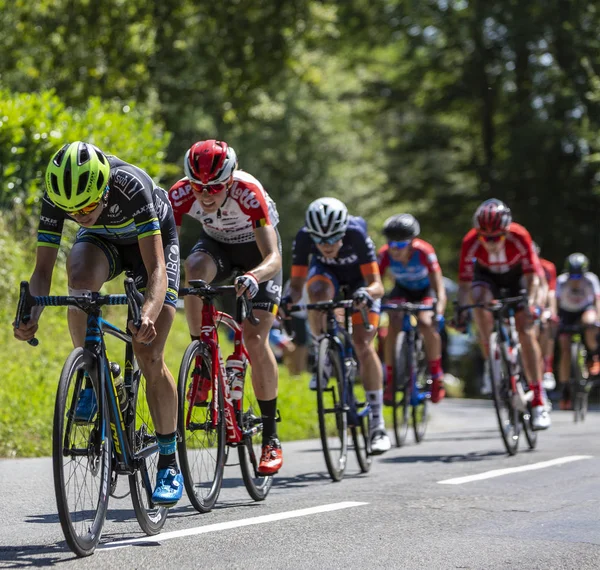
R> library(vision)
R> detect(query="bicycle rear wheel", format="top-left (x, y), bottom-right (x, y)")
top-left (412, 339), bottom-right (429, 443)
top-left (350, 384), bottom-right (372, 473)
top-left (239, 371), bottom-right (273, 501)
top-left (177, 341), bottom-right (226, 512)
top-left (489, 333), bottom-right (520, 455)
top-left (53, 348), bottom-right (110, 557)
top-left (571, 341), bottom-right (588, 423)
top-left (129, 365), bottom-right (168, 533)
top-left (392, 332), bottom-right (410, 447)
top-left (316, 337), bottom-right (348, 482)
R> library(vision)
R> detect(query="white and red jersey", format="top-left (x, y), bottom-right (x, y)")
top-left (458, 222), bottom-right (542, 281)
top-left (556, 272), bottom-right (600, 312)
top-left (168, 170), bottom-right (279, 244)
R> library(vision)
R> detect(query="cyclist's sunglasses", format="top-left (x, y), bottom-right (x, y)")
top-left (388, 239), bottom-right (411, 249)
top-left (310, 232), bottom-right (345, 245)
top-left (569, 273), bottom-right (583, 280)
top-left (190, 180), bottom-right (229, 195)
top-left (478, 232), bottom-right (505, 243)
top-left (66, 186), bottom-right (109, 217)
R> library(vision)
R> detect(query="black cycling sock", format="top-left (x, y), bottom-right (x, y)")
top-left (258, 398), bottom-right (278, 444)
top-left (191, 335), bottom-right (201, 342)
top-left (156, 431), bottom-right (178, 471)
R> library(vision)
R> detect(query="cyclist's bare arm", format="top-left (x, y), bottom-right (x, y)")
top-left (524, 272), bottom-right (540, 307)
top-left (547, 289), bottom-right (557, 317)
top-left (457, 280), bottom-right (472, 307)
top-left (249, 225), bottom-right (282, 283)
top-left (431, 270), bottom-right (447, 315)
top-left (138, 234), bottom-right (168, 324)
top-left (287, 276), bottom-right (306, 304)
top-left (362, 272), bottom-right (384, 300)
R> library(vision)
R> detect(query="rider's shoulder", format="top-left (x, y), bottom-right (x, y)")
top-left (462, 227), bottom-right (478, 244)
top-left (346, 215), bottom-right (368, 236)
top-left (506, 222), bottom-right (531, 240)
top-left (412, 238), bottom-right (435, 254)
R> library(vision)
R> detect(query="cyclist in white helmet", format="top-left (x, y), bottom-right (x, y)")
top-left (281, 198), bottom-right (391, 455)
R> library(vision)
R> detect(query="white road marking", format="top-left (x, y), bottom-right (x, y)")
top-left (102, 501), bottom-right (368, 549)
top-left (438, 455), bottom-right (593, 485)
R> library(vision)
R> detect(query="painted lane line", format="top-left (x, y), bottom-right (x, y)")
top-left (438, 455), bottom-right (593, 485)
top-left (102, 501), bottom-right (368, 549)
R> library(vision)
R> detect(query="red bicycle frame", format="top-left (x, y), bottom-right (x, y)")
top-left (185, 297), bottom-right (251, 445)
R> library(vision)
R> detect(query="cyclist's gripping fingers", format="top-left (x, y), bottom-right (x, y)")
top-left (129, 316), bottom-right (157, 345)
top-left (13, 318), bottom-right (39, 341)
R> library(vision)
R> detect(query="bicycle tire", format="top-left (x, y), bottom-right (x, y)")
top-left (239, 368), bottom-right (274, 500)
top-left (351, 394), bottom-right (372, 473)
top-left (571, 341), bottom-right (587, 423)
top-left (315, 337), bottom-right (348, 482)
top-left (489, 333), bottom-right (520, 455)
top-left (392, 332), bottom-right (410, 447)
top-left (177, 341), bottom-right (226, 513)
top-left (412, 337), bottom-right (429, 443)
top-left (53, 348), bottom-right (110, 557)
top-left (129, 365), bottom-right (168, 533)
top-left (517, 351), bottom-right (537, 450)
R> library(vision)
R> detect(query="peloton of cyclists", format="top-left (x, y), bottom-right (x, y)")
top-left (455, 198), bottom-right (551, 430)
top-left (168, 139), bottom-right (284, 476)
top-left (13, 141), bottom-right (184, 506)
top-left (281, 198), bottom-right (391, 455)
top-left (555, 253), bottom-right (600, 410)
top-left (378, 214), bottom-right (447, 405)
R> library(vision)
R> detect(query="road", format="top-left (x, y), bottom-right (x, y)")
top-left (1, 399), bottom-right (599, 569)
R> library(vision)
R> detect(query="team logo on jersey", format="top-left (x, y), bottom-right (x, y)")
top-left (171, 184), bottom-right (193, 202)
top-left (230, 184), bottom-right (260, 209)
top-left (108, 204), bottom-right (122, 217)
top-left (40, 215), bottom-right (58, 226)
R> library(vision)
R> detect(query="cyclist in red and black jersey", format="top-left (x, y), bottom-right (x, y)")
top-left (168, 140), bottom-right (283, 475)
top-left (456, 199), bottom-right (550, 430)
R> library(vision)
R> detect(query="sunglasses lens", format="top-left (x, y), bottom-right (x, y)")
top-left (310, 233), bottom-right (344, 245)
top-left (191, 181), bottom-right (226, 194)
top-left (389, 240), bottom-right (410, 249)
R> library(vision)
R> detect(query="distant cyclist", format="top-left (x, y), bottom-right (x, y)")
top-left (13, 141), bottom-right (183, 506)
top-left (533, 242), bottom-right (558, 391)
top-left (378, 214), bottom-right (447, 405)
top-left (556, 253), bottom-right (600, 410)
top-left (455, 198), bottom-right (550, 430)
top-left (282, 198), bottom-right (391, 454)
top-left (168, 139), bottom-right (283, 476)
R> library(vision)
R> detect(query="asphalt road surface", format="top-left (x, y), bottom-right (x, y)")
top-left (1, 399), bottom-right (599, 569)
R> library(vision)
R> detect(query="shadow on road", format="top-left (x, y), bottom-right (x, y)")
top-left (381, 449), bottom-right (506, 465)
top-left (0, 542), bottom-right (75, 566)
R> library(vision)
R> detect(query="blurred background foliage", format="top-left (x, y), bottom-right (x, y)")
top-left (2, 0), bottom-right (600, 274)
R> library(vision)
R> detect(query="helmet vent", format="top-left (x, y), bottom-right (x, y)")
top-left (97, 171), bottom-right (105, 190)
top-left (63, 156), bottom-right (72, 199)
top-left (50, 173), bottom-right (59, 195)
top-left (79, 144), bottom-right (90, 165)
top-left (77, 171), bottom-right (90, 195)
top-left (53, 144), bottom-right (68, 166)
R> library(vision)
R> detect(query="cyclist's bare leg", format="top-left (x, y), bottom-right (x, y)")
top-left (307, 278), bottom-right (335, 335)
top-left (243, 310), bottom-right (278, 401)
top-left (557, 333), bottom-right (571, 385)
top-left (183, 252), bottom-right (217, 337)
top-left (352, 321), bottom-right (383, 392)
top-left (515, 310), bottom-right (542, 387)
top-left (417, 312), bottom-right (441, 361)
top-left (471, 285), bottom-right (494, 359)
top-left (133, 304), bottom-right (177, 434)
top-left (384, 312), bottom-right (403, 371)
top-left (66, 242), bottom-right (110, 347)
top-left (581, 309), bottom-right (599, 352)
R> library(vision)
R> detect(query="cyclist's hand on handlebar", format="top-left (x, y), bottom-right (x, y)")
top-left (278, 294), bottom-right (293, 319)
top-left (129, 315), bottom-right (157, 345)
top-left (528, 304), bottom-right (541, 320)
top-left (13, 317), bottom-right (39, 341)
top-left (435, 314), bottom-right (445, 332)
top-left (353, 287), bottom-right (374, 309)
top-left (234, 273), bottom-right (259, 299)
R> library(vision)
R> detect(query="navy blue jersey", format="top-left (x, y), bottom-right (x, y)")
top-left (291, 216), bottom-right (379, 287)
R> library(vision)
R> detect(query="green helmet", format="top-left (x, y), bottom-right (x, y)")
top-left (45, 141), bottom-right (110, 211)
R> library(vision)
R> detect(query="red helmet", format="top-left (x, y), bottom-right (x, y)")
top-left (473, 199), bottom-right (512, 233)
top-left (184, 140), bottom-right (238, 185)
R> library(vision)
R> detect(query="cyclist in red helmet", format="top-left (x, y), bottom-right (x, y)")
top-left (456, 199), bottom-right (551, 430)
top-left (168, 140), bottom-right (284, 476)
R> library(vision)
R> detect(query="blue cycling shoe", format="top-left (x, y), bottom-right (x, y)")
top-left (152, 468), bottom-right (184, 507)
top-left (74, 387), bottom-right (98, 424)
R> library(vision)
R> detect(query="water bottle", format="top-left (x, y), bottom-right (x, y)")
top-left (110, 362), bottom-right (128, 413)
top-left (225, 355), bottom-right (246, 401)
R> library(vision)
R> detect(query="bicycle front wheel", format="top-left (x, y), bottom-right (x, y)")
top-left (177, 341), bottom-right (226, 512)
top-left (571, 341), bottom-right (588, 423)
top-left (315, 337), bottom-right (348, 482)
top-left (239, 372), bottom-right (273, 501)
top-left (517, 353), bottom-right (537, 450)
top-left (351, 408), bottom-right (372, 474)
top-left (392, 332), bottom-right (410, 447)
top-left (412, 339), bottom-right (429, 443)
top-left (489, 333), bottom-right (520, 455)
top-left (129, 365), bottom-right (168, 534)
top-left (53, 348), bottom-right (110, 557)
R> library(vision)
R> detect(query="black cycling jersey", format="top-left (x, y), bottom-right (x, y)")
top-left (291, 216), bottom-right (378, 287)
top-left (37, 156), bottom-right (170, 248)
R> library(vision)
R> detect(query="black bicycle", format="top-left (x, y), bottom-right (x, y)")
top-left (456, 293), bottom-right (537, 455)
top-left (14, 278), bottom-right (167, 557)
top-left (381, 302), bottom-right (433, 447)
top-left (289, 300), bottom-right (372, 481)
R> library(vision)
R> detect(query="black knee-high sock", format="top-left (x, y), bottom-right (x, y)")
top-left (156, 431), bottom-right (178, 471)
top-left (258, 398), bottom-right (277, 444)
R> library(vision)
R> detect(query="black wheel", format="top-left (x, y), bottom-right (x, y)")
top-left (177, 341), bottom-right (226, 512)
top-left (392, 332), bottom-right (410, 447)
top-left (53, 348), bottom-right (110, 557)
top-left (315, 337), bottom-right (348, 482)
top-left (129, 364), bottom-right (168, 533)
top-left (412, 338), bottom-right (429, 443)
top-left (239, 369), bottom-right (273, 501)
top-left (351, 384), bottom-right (372, 473)
top-left (517, 353), bottom-right (537, 450)
top-left (489, 333), bottom-right (520, 455)
top-left (571, 341), bottom-right (588, 423)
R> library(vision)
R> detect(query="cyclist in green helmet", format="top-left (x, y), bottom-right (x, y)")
top-left (14, 141), bottom-right (184, 507)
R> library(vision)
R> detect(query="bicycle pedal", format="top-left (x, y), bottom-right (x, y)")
top-left (275, 409), bottom-right (282, 423)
